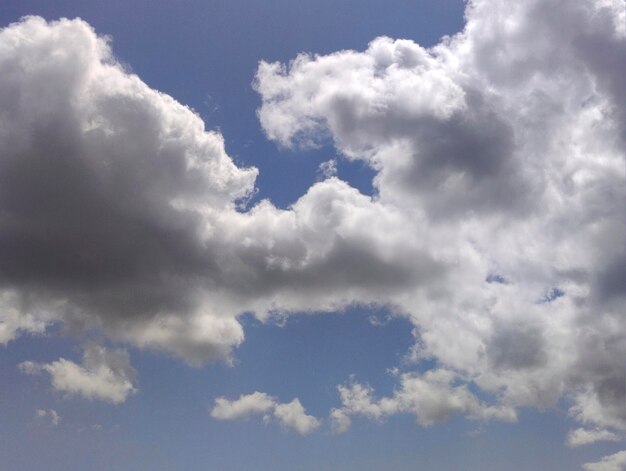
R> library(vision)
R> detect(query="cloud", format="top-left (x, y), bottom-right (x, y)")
top-left (567, 428), bottom-right (621, 447)
top-left (273, 399), bottom-right (321, 435)
top-left (256, 0), bottom-right (625, 217)
top-left (211, 392), bottom-right (320, 435)
top-left (255, 36), bottom-right (529, 218)
top-left (0, 0), bottom-right (624, 447)
top-left (569, 383), bottom-right (626, 433)
top-left (20, 344), bottom-right (137, 404)
top-left (329, 408), bottom-right (352, 434)
top-left (35, 409), bottom-right (61, 426)
top-left (210, 391), bottom-right (276, 420)
top-left (0, 291), bottom-right (47, 344)
top-left (486, 322), bottom-right (547, 371)
top-left (0, 16), bottom-right (255, 361)
top-left (583, 451), bottom-right (626, 471)
top-left (0, 16), bottom-right (446, 365)
top-left (330, 369), bottom-right (516, 432)
top-left (256, 0), bottom-right (626, 435)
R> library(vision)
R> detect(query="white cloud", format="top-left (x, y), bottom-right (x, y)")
top-left (0, 291), bottom-right (48, 345)
top-left (569, 384), bottom-right (626, 433)
top-left (0, 0), bottom-right (624, 442)
top-left (330, 369), bottom-right (516, 432)
top-left (20, 344), bottom-right (137, 404)
top-left (273, 399), bottom-right (321, 435)
top-left (329, 408), bottom-right (352, 434)
top-left (0, 16), bottom-right (255, 363)
top-left (567, 428), bottom-right (621, 447)
top-left (583, 451), bottom-right (626, 471)
top-left (211, 392), bottom-right (320, 435)
top-left (35, 409), bottom-right (61, 426)
top-left (256, 0), bottom-right (626, 434)
top-left (0, 16), bottom-right (446, 365)
top-left (210, 391), bottom-right (276, 420)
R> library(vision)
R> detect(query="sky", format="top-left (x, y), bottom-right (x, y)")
top-left (0, 1), bottom-right (624, 470)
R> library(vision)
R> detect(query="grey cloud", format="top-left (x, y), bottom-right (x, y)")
top-left (0, 17), bottom-right (255, 359)
top-left (0, 17), bottom-right (449, 363)
top-left (595, 253), bottom-right (626, 302)
top-left (256, 37), bottom-right (536, 218)
top-left (210, 178), bottom-right (450, 315)
top-left (487, 322), bottom-right (547, 371)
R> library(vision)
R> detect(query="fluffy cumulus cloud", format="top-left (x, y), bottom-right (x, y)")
top-left (211, 391), bottom-right (276, 420)
top-left (256, 0), bottom-right (626, 440)
top-left (330, 369), bottom-right (516, 433)
top-left (583, 451), bottom-right (626, 471)
top-left (211, 392), bottom-right (320, 435)
top-left (0, 16), bottom-right (253, 362)
top-left (1, 0), bottom-right (625, 460)
top-left (20, 344), bottom-right (137, 404)
top-left (0, 16), bottom-right (445, 366)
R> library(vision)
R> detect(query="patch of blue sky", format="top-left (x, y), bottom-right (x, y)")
top-left (540, 287), bottom-right (566, 303)
top-left (486, 273), bottom-right (509, 284)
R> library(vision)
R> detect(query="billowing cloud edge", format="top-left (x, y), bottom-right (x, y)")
top-left (0, 0), bottom-right (623, 456)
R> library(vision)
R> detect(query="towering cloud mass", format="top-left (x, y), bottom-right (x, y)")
top-left (255, 0), bottom-right (626, 438)
top-left (1, 0), bottom-right (624, 456)
top-left (0, 16), bottom-right (255, 362)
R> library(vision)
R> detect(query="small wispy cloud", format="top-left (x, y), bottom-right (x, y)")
top-left (35, 409), bottom-right (61, 426)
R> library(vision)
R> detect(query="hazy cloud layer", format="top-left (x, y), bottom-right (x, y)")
top-left (0, 292), bottom-right (47, 344)
top-left (20, 344), bottom-right (137, 404)
top-left (211, 392), bottom-right (320, 435)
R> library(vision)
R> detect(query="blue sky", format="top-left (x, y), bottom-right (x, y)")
top-left (0, 1), bottom-right (624, 470)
